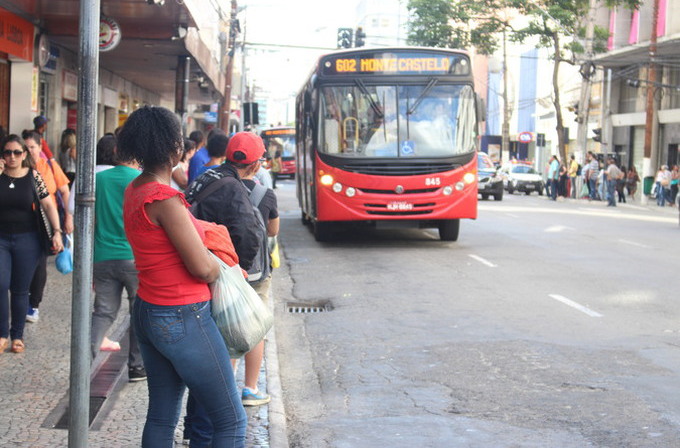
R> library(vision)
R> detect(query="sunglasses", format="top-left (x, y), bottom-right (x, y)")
top-left (2, 149), bottom-right (24, 157)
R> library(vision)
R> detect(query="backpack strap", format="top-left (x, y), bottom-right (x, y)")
top-left (248, 183), bottom-right (268, 208)
top-left (190, 176), bottom-right (231, 206)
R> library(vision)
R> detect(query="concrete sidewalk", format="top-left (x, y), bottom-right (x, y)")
top-left (0, 259), bottom-right (288, 447)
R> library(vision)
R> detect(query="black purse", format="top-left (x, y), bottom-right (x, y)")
top-left (29, 170), bottom-right (54, 253)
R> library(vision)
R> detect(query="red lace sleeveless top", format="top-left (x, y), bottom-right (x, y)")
top-left (123, 181), bottom-right (210, 305)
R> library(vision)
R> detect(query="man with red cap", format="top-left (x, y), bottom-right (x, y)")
top-left (183, 131), bottom-right (271, 446)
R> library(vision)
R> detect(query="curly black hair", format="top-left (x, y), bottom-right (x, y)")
top-left (117, 106), bottom-right (183, 170)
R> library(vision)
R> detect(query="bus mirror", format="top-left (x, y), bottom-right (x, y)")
top-left (304, 92), bottom-right (312, 109)
top-left (475, 94), bottom-right (486, 123)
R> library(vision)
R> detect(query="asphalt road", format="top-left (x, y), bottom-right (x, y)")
top-left (271, 180), bottom-right (680, 448)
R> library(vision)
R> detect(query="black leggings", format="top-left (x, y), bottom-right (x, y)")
top-left (29, 253), bottom-right (48, 309)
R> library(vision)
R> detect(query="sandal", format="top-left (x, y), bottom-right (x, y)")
top-left (11, 339), bottom-right (25, 353)
top-left (0, 338), bottom-right (8, 353)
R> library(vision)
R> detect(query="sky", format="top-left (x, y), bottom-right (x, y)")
top-left (238, 0), bottom-right (360, 123)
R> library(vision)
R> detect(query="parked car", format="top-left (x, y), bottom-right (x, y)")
top-left (477, 152), bottom-right (503, 201)
top-left (500, 163), bottom-right (544, 195)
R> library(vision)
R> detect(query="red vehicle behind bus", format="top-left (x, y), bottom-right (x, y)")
top-left (295, 47), bottom-right (483, 241)
top-left (260, 127), bottom-right (296, 178)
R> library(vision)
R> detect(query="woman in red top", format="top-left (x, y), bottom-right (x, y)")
top-left (119, 106), bottom-right (246, 448)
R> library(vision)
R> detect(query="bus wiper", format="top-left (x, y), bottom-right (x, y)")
top-left (354, 80), bottom-right (384, 118)
top-left (407, 78), bottom-right (438, 115)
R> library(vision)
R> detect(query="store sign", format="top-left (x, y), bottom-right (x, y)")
top-left (99, 16), bottom-right (121, 52)
top-left (0, 7), bottom-right (34, 61)
top-left (518, 132), bottom-right (533, 143)
top-left (62, 70), bottom-right (78, 102)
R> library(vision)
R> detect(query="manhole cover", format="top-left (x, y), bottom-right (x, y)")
top-left (286, 301), bottom-right (333, 313)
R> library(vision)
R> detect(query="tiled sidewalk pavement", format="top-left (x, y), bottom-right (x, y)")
top-left (0, 260), bottom-right (283, 447)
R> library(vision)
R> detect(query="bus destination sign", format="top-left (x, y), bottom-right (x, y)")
top-left (322, 52), bottom-right (469, 76)
top-left (262, 128), bottom-right (294, 136)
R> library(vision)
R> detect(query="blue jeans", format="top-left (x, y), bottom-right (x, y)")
top-left (606, 179), bottom-right (617, 206)
top-left (132, 297), bottom-right (246, 448)
top-left (550, 179), bottom-right (558, 200)
top-left (0, 231), bottom-right (42, 340)
top-left (656, 182), bottom-right (666, 206)
top-left (588, 178), bottom-right (598, 200)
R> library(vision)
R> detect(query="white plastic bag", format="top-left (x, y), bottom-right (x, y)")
top-left (209, 253), bottom-right (273, 358)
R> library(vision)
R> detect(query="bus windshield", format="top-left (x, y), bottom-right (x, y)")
top-left (319, 84), bottom-right (476, 158)
top-left (262, 133), bottom-right (296, 160)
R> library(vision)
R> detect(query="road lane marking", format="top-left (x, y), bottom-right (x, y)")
top-left (468, 254), bottom-right (497, 267)
top-left (618, 238), bottom-right (651, 249)
top-left (505, 213), bottom-right (519, 218)
top-left (544, 225), bottom-right (575, 233)
top-left (549, 294), bottom-right (602, 317)
top-left (478, 204), bottom-right (676, 224)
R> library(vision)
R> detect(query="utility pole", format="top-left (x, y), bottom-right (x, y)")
top-left (577, 0), bottom-right (597, 159)
top-left (70, 0), bottom-right (99, 445)
top-left (220, 0), bottom-right (238, 131)
top-left (502, 28), bottom-right (511, 160)
top-left (641, 0), bottom-right (660, 205)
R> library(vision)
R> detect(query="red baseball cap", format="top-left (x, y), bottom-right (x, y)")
top-left (226, 132), bottom-right (265, 164)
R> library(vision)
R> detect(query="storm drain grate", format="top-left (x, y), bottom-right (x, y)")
top-left (286, 301), bottom-right (333, 313)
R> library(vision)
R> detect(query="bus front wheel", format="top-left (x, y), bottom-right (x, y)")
top-left (438, 219), bottom-right (460, 241)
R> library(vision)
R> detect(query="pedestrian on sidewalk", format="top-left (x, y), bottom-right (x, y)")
top-left (655, 165), bottom-right (671, 206)
top-left (0, 134), bottom-right (63, 354)
top-left (626, 166), bottom-right (640, 201)
top-left (90, 134), bottom-right (146, 381)
top-left (616, 166), bottom-right (627, 203)
top-left (23, 130), bottom-right (73, 324)
top-left (241, 152), bottom-right (279, 407)
top-left (548, 155), bottom-right (560, 201)
top-left (184, 131), bottom-right (267, 446)
top-left (670, 165), bottom-right (679, 206)
top-left (119, 106), bottom-right (246, 448)
top-left (568, 154), bottom-right (579, 198)
top-left (605, 157), bottom-right (621, 207)
top-left (585, 152), bottom-right (599, 201)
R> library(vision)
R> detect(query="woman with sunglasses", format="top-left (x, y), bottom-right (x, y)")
top-left (0, 135), bottom-right (63, 354)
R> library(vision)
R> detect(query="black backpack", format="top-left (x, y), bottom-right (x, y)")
top-left (244, 183), bottom-right (271, 284)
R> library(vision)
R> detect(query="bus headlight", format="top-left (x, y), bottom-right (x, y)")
top-left (455, 182), bottom-right (465, 191)
top-left (463, 172), bottom-right (476, 184)
top-left (442, 185), bottom-right (453, 196)
top-left (320, 174), bottom-right (334, 186)
top-left (345, 187), bottom-right (356, 197)
top-left (332, 182), bottom-right (343, 193)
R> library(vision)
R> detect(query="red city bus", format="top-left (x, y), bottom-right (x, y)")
top-left (296, 47), bottom-right (483, 241)
top-left (260, 127), bottom-right (296, 178)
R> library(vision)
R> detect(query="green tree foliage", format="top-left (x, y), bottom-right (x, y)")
top-left (512, 0), bottom-right (641, 162)
top-left (406, 0), bottom-right (467, 48)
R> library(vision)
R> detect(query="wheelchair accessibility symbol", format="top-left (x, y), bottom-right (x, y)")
top-left (401, 140), bottom-right (415, 156)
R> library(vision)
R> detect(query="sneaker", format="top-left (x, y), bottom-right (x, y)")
top-left (26, 308), bottom-right (40, 323)
top-left (128, 366), bottom-right (147, 382)
top-left (242, 388), bottom-right (271, 406)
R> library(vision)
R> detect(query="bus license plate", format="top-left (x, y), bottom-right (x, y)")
top-left (387, 201), bottom-right (413, 211)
